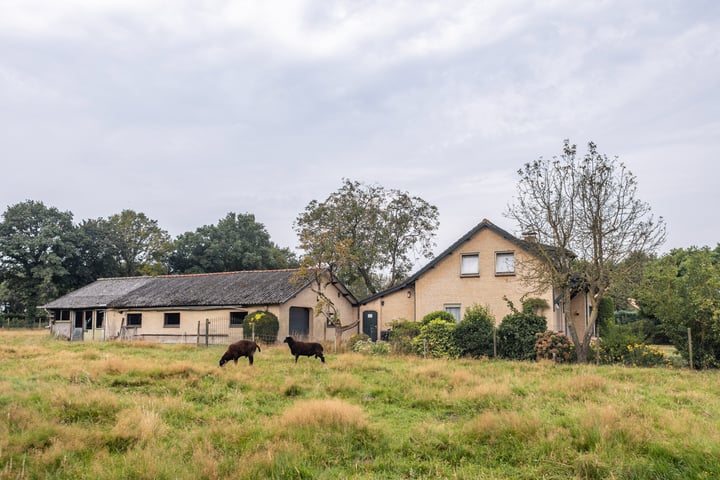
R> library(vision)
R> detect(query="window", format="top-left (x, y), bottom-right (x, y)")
top-left (164, 312), bottom-right (180, 328)
top-left (126, 313), bottom-right (142, 327)
top-left (230, 311), bottom-right (247, 328)
top-left (60, 310), bottom-right (70, 321)
top-left (460, 253), bottom-right (479, 276)
top-left (444, 304), bottom-right (461, 322)
top-left (326, 312), bottom-right (337, 328)
top-left (495, 252), bottom-right (515, 275)
top-left (96, 311), bottom-right (105, 329)
top-left (84, 310), bottom-right (93, 330)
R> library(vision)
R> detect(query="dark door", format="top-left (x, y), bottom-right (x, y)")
top-left (363, 310), bottom-right (378, 342)
top-left (289, 307), bottom-right (310, 338)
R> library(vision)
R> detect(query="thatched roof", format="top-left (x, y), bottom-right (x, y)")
top-left (44, 269), bottom-right (355, 310)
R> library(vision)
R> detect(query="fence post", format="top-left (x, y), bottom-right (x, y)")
top-left (205, 319), bottom-right (210, 347)
top-left (493, 325), bottom-right (497, 358)
top-left (423, 337), bottom-right (428, 359)
top-left (688, 327), bottom-right (693, 370)
top-left (197, 321), bottom-right (200, 346)
top-left (252, 323), bottom-right (255, 342)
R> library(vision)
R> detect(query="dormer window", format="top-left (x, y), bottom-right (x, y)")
top-left (495, 252), bottom-right (515, 275)
top-left (460, 253), bottom-right (479, 276)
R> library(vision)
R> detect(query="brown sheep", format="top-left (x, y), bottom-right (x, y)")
top-left (283, 336), bottom-right (325, 363)
top-left (219, 339), bottom-right (261, 366)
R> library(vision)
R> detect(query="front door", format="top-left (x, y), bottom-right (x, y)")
top-left (363, 310), bottom-right (378, 342)
top-left (289, 307), bottom-right (310, 338)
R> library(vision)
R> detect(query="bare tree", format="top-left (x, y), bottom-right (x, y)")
top-left (506, 140), bottom-right (666, 362)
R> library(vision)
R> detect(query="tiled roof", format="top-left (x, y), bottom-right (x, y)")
top-left (359, 218), bottom-right (563, 304)
top-left (44, 269), bottom-right (356, 309)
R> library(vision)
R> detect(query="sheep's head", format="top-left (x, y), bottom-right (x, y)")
top-left (219, 354), bottom-right (231, 367)
top-left (283, 336), bottom-right (294, 344)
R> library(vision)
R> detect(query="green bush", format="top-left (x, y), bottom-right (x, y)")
top-left (243, 310), bottom-right (279, 343)
top-left (623, 343), bottom-right (668, 367)
top-left (535, 331), bottom-right (575, 363)
top-left (420, 310), bottom-right (456, 326)
top-left (387, 320), bottom-right (422, 355)
top-left (597, 319), bottom-right (642, 364)
top-left (497, 301), bottom-right (547, 360)
top-left (413, 319), bottom-right (459, 358)
top-left (346, 333), bottom-right (370, 351)
top-left (453, 304), bottom-right (496, 358)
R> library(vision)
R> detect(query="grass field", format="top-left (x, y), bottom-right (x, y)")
top-left (1, 330), bottom-right (719, 479)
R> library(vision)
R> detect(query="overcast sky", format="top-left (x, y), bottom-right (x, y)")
top-left (2, 0), bottom-right (718, 262)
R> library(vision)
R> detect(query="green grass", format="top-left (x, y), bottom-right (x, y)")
top-left (1, 330), bottom-right (719, 479)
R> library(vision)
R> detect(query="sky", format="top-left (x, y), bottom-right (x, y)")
top-left (1, 0), bottom-right (718, 263)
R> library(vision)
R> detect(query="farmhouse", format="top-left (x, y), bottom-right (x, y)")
top-left (44, 269), bottom-right (358, 344)
top-left (358, 219), bottom-right (590, 340)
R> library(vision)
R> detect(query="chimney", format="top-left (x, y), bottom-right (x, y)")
top-left (522, 231), bottom-right (537, 242)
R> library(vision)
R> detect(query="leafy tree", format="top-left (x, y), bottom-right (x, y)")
top-left (105, 210), bottom-right (172, 276)
top-left (294, 179), bottom-right (438, 298)
top-left (169, 212), bottom-right (298, 273)
top-left (0, 201), bottom-right (76, 319)
top-left (637, 246), bottom-right (720, 368)
top-left (506, 140), bottom-right (666, 363)
top-left (63, 218), bottom-right (122, 288)
top-left (453, 304), bottom-right (496, 358)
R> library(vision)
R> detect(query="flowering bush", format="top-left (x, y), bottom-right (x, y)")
top-left (535, 330), bottom-right (575, 363)
top-left (352, 339), bottom-right (390, 355)
top-left (623, 343), bottom-right (668, 367)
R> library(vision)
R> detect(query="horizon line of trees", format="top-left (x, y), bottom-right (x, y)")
top-left (0, 180), bottom-right (441, 321)
top-left (0, 201), bottom-right (299, 320)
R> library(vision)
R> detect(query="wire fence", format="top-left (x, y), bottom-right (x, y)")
top-left (124, 316), bottom-right (279, 346)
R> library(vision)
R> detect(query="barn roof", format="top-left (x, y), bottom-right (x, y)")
top-left (44, 269), bottom-right (356, 310)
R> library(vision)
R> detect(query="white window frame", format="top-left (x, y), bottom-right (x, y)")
top-left (444, 304), bottom-right (461, 323)
top-left (460, 253), bottom-right (480, 276)
top-left (495, 251), bottom-right (515, 275)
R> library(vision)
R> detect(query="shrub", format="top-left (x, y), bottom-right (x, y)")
top-left (597, 320), bottom-right (642, 364)
top-left (243, 310), bottom-right (279, 343)
top-left (346, 333), bottom-right (370, 351)
top-left (623, 343), bottom-right (668, 367)
top-left (412, 319), bottom-right (460, 358)
top-left (535, 331), bottom-right (575, 363)
top-left (453, 304), bottom-right (496, 358)
top-left (387, 320), bottom-right (422, 355)
top-left (352, 340), bottom-right (390, 355)
top-left (497, 299), bottom-right (547, 360)
top-left (420, 310), bottom-right (456, 326)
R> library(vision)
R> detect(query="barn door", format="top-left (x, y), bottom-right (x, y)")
top-left (362, 310), bottom-right (378, 342)
top-left (289, 307), bottom-right (310, 338)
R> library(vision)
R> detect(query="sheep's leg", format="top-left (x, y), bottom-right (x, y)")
top-left (248, 354), bottom-right (254, 366)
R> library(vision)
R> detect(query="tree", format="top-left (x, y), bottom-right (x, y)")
top-left (506, 140), bottom-right (666, 363)
top-left (169, 213), bottom-right (298, 273)
top-left (105, 210), bottom-right (172, 276)
top-left (0, 201), bottom-right (76, 319)
top-left (63, 218), bottom-right (122, 288)
top-left (294, 179), bottom-right (439, 298)
top-left (637, 246), bottom-right (720, 368)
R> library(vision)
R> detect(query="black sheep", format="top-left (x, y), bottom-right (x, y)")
top-left (283, 336), bottom-right (325, 363)
top-left (219, 339), bottom-right (261, 366)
